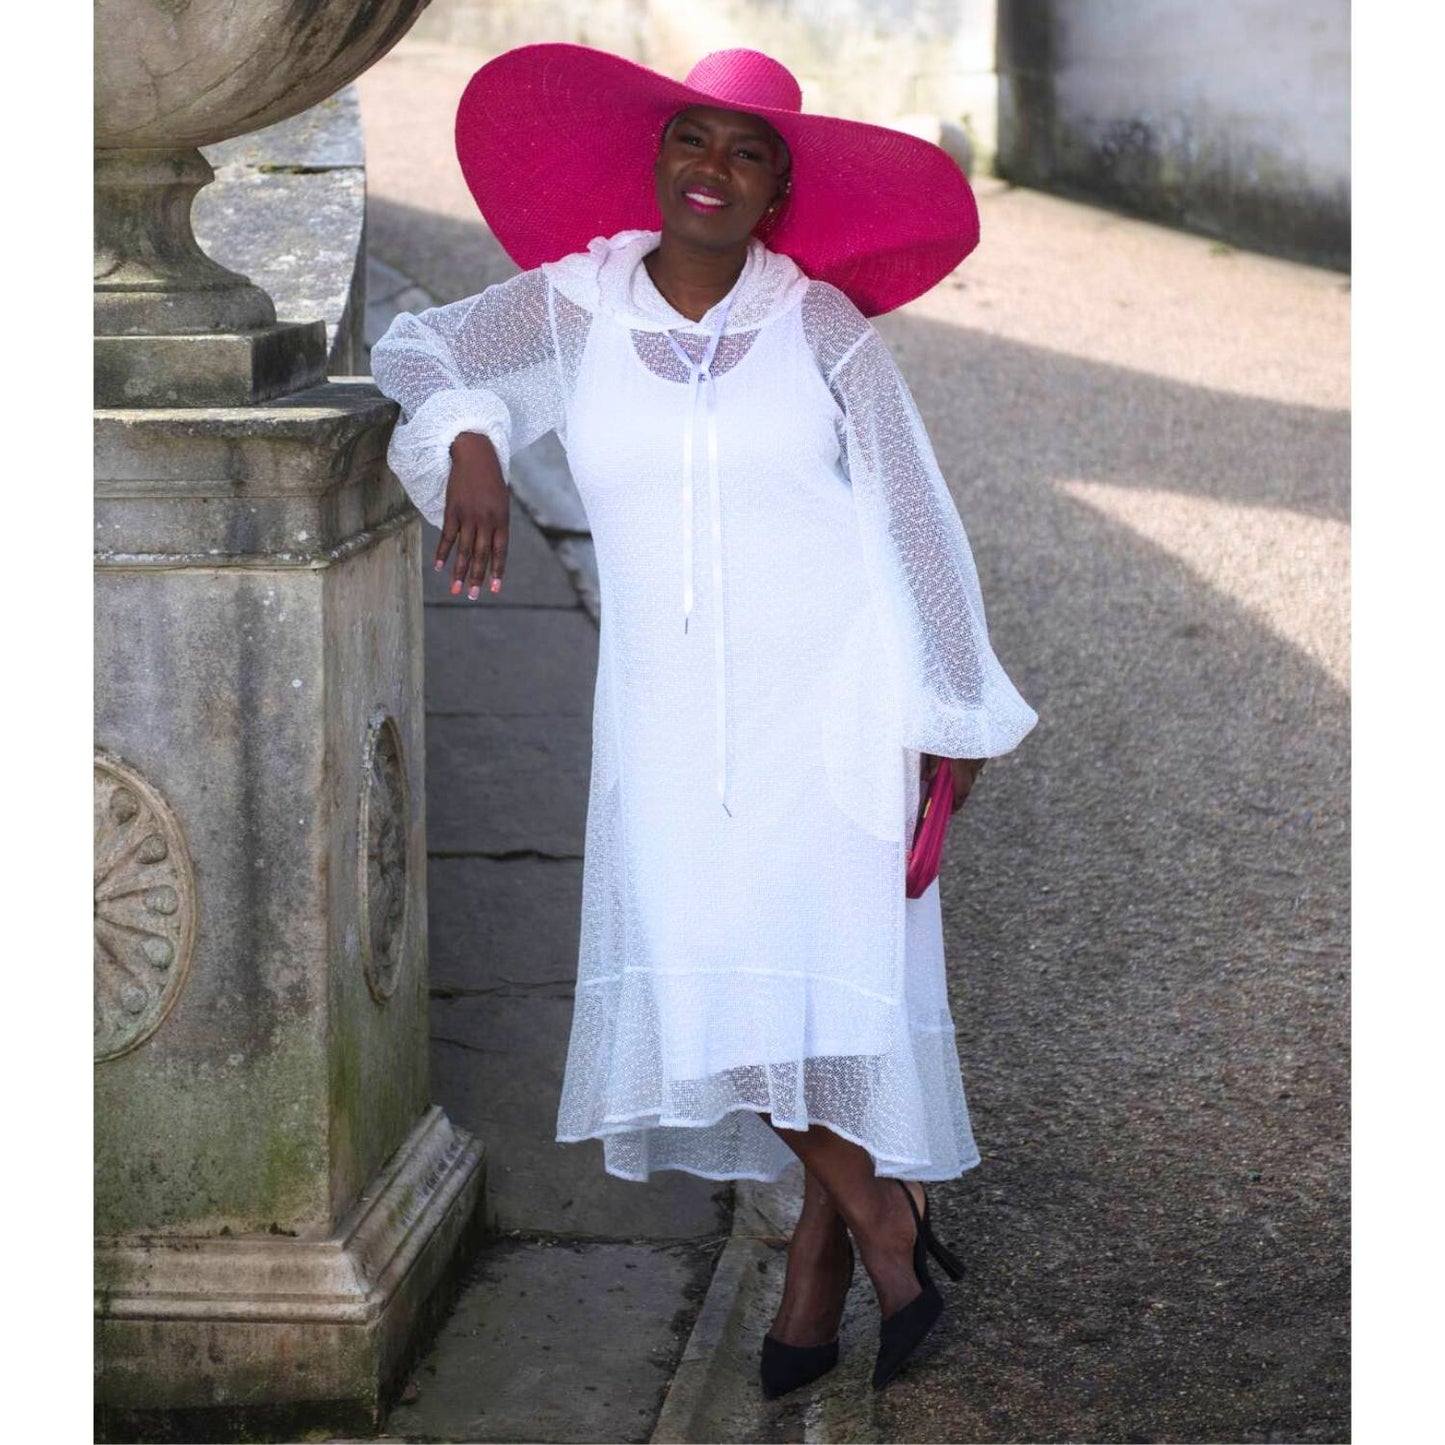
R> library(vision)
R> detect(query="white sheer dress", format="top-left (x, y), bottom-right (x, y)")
top-left (370, 229), bottom-right (1038, 1182)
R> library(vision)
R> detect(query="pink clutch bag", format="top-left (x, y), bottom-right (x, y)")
top-left (905, 759), bottom-right (955, 899)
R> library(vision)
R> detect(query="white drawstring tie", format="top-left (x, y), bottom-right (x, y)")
top-left (665, 293), bottom-right (737, 817)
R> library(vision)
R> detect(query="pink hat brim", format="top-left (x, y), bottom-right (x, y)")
top-left (455, 44), bottom-right (979, 317)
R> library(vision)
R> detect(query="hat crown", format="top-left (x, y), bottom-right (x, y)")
top-left (682, 49), bottom-right (803, 114)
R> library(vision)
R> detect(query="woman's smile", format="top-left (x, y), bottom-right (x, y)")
top-left (683, 187), bottom-right (729, 213)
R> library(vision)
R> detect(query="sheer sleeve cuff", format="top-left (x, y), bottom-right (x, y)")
top-left (384, 387), bottom-right (513, 528)
top-left (895, 659), bottom-right (1040, 760)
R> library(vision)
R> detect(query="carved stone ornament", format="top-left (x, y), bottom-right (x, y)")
top-left (359, 713), bottom-right (410, 1002)
top-left (94, 752), bottom-right (198, 1062)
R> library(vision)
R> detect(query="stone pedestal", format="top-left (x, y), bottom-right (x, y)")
top-left (94, 383), bottom-right (487, 1439)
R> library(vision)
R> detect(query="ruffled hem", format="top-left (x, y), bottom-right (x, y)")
top-left (555, 989), bottom-right (982, 1183)
top-left (557, 1097), bottom-right (983, 1185)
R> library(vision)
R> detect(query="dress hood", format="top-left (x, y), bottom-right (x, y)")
top-left (540, 229), bottom-right (811, 334)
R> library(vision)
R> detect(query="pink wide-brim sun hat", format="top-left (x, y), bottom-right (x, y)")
top-left (455, 44), bottom-right (980, 318)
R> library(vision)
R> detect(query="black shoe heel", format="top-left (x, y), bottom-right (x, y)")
top-left (923, 1222), bottom-right (965, 1281)
top-left (871, 1181), bottom-right (960, 1390)
top-left (760, 1334), bottom-right (839, 1399)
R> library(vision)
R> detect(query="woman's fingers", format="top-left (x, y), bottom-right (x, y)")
top-left (434, 522), bottom-right (457, 573)
top-left (488, 528), bottom-right (508, 592)
top-left (464, 527), bottom-right (493, 599)
top-left (441, 518), bottom-right (509, 600)
top-left (450, 521), bottom-right (475, 595)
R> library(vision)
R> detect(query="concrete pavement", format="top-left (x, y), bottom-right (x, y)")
top-left (355, 35), bottom-right (1349, 1444)
top-left (362, 268), bottom-right (729, 1437)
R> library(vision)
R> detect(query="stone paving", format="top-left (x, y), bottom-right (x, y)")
top-left (354, 35), bottom-right (1349, 1445)
top-left (359, 269), bottom-right (728, 1441)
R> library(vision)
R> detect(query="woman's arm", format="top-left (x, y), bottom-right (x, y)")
top-left (370, 268), bottom-right (580, 594)
top-left (813, 289), bottom-right (1038, 763)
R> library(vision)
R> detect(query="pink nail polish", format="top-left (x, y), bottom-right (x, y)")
top-left (489, 579), bottom-right (501, 593)
top-left (450, 580), bottom-right (462, 595)
top-left (468, 585), bottom-right (480, 600)
top-left (434, 560), bottom-right (444, 571)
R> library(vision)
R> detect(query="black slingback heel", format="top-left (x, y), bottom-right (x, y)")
top-left (760, 1236), bottom-right (856, 1399)
top-left (871, 1179), bottom-right (965, 1390)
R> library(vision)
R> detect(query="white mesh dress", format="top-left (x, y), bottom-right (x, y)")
top-left (371, 229), bottom-right (1038, 1183)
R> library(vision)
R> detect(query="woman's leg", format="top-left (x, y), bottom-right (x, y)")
top-left (768, 1166), bottom-right (854, 1346)
top-left (766, 1121), bottom-right (928, 1319)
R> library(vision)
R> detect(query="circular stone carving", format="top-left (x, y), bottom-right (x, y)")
top-left (94, 753), bottom-right (198, 1063)
top-left (359, 714), bottom-right (411, 1002)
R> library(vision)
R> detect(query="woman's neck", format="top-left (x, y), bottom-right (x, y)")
top-left (644, 232), bottom-right (749, 323)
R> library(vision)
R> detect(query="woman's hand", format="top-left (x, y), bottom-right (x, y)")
top-left (921, 753), bottom-right (987, 813)
top-left (436, 432), bottom-right (509, 599)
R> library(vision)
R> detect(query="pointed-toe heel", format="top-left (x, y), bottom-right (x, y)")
top-left (760, 1234), bottom-right (855, 1399)
top-left (871, 1180), bottom-right (963, 1390)
top-left (760, 1333), bottom-right (840, 1399)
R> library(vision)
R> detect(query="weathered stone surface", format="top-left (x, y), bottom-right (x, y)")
top-left (94, 321), bottom-right (327, 408)
top-left (93, 523), bottom-right (432, 1236)
top-left (198, 171), bottom-right (364, 367)
top-left (424, 606), bottom-right (598, 717)
top-left (95, 381), bottom-right (396, 483)
top-left (94, 389), bottom-right (485, 1430)
top-left (385, 1239), bottom-right (721, 1444)
top-left (94, 381), bottom-right (403, 561)
top-left (94, 147), bottom-right (280, 337)
top-left (204, 88), bottom-right (365, 170)
top-left (427, 856), bottom-right (587, 995)
top-left (995, 0), bottom-right (1350, 267)
top-left (424, 712), bottom-right (593, 858)
top-left (95, 2), bottom-right (431, 150)
top-left (95, 751), bottom-right (201, 1063)
top-left (554, 535), bottom-right (602, 622)
top-left (199, 88), bottom-right (368, 373)
top-left (96, 1109), bottom-right (485, 1438)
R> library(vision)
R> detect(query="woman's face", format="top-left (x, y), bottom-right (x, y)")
top-left (654, 105), bottom-right (790, 248)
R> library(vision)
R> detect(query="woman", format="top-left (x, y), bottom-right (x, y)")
top-left (371, 44), bottom-right (1038, 1396)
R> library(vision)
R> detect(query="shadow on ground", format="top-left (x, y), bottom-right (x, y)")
top-left (860, 312), bottom-right (1348, 1445)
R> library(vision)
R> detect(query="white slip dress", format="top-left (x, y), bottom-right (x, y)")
top-left (369, 229), bottom-right (1039, 1184)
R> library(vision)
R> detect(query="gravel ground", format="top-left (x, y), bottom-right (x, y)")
top-left (867, 194), bottom-right (1348, 1444)
top-left (357, 41), bottom-right (1350, 1443)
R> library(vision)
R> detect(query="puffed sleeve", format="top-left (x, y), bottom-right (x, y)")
top-left (369, 268), bottom-right (567, 527)
top-left (825, 310), bottom-right (1039, 760)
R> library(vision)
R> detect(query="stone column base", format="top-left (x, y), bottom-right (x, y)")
top-left (95, 1106), bottom-right (487, 1442)
top-left (94, 321), bottom-right (327, 408)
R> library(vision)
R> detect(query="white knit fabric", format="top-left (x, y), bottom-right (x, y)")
top-left (370, 230), bottom-right (1038, 1182)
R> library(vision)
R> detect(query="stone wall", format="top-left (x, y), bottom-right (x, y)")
top-left (996, 1), bottom-right (1349, 267)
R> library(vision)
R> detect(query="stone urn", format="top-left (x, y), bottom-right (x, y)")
top-left (94, 0), bottom-right (432, 404)
top-left (94, 5), bottom-right (488, 1438)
